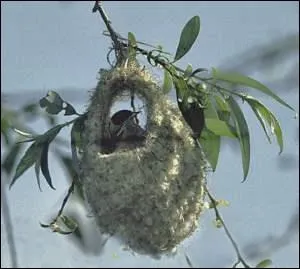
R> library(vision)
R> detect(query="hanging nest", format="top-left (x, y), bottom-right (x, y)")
top-left (80, 64), bottom-right (208, 257)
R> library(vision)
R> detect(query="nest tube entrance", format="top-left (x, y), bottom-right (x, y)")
top-left (80, 66), bottom-right (208, 256)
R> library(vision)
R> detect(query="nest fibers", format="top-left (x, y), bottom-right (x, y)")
top-left (80, 65), bottom-right (208, 257)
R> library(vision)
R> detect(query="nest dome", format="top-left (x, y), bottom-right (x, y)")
top-left (80, 66), bottom-right (207, 256)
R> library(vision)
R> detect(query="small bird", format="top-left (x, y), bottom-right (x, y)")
top-left (174, 80), bottom-right (205, 140)
top-left (100, 109), bottom-right (146, 153)
top-left (177, 100), bottom-right (205, 139)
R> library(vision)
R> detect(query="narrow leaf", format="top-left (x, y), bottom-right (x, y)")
top-left (39, 90), bottom-right (64, 115)
top-left (212, 68), bottom-right (295, 111)
top-left (256, 259), bottom-right (272, 268)
top-left (64, 103), bottom-right (78, 116)
top-left (184, 64), bottom-right (193, 76)
top-left (245, 96), bottom-right (283, 153)
top-left (189, 68), bottom-right (208, 78)
top-left (162, 69), bottom-right (173, 94)
top-left (199, 100), bottom-right (221, 171)
top-left (2, 143), bottom-right (22, 175)
top-left (214, 95), bottom-right (231, 122)
top-left (40, 142), bottom-right (56, 190)
top-left (40, 222), bottom-right (51, 228)
top-left (60, 215), bottom-right (78, 232)
top-left (214, 95), bottom-right (230, 112)
top-left (10, 142), bottom-right (42, 189)
top-left (174, 16), bottom-right (200, 62)
top-left (199, 128), bottom-right (220, 171)
top-left (205, 118), bottom-right (237, 138)
top-left (128, 32), bottom-right (137, 63)
top-left (227, 96), bottom-right (250, 182)
top-left (36, 124), bottom-right (64, 144)
top-left (35, 152), bottom-right (42, 192)
top-left (184, 253), bottom-right (194, 268)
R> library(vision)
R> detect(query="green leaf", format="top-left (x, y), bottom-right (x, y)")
top-left (34, 155), bottom-right (42, 192)
top-left (128, 32), bottom-right (137, 63)
top-left (184, 253), bottom-right (194, 268)
top-left (189, 68), bottom-right (208, 78)
top-left (212, 68), bottom-right (295, 112)
top-left (214, 95), bottom-right (231, 122)
top-left (245, 96), bottom-right (283, 153)
top-left (40, 142), bottom-right (55, 190)
top-left (36, 124), bottom-right (64, 144)
top-left (198, 100), bottom-right (221, 171)
top-left (9, 142), bottom-right (42, 189)
top-left (2, 143), bottom-right (23, 175)
top-left (60, 215), bottom-right (78, 232)
top-left (199, 128), bottom-right (220, 171)
top-left (174, 77), bottom-right (189, 104)
top-left (64, 103), bottom-right (78, 116)
top-left (255, 259), bottom-right (272, 268)
top-left (184, 64), bottom-right (193, 77)
top-left (174, 16), bottom-right (200, 62)
top-left (162, 69), bottom-right (173, 94)
top-left (227, 96), bottom-right (250, 182)
top-left (206, 118), bottom-right (237, 138)
top-left (204, 98), bottom-right (219, 118)
top-left (40, 222), bottom-right (51, 228)
top-left (39, 90), bottom-right (64, 115)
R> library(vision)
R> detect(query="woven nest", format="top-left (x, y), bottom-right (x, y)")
top-left (80, 65), bottom-right (208, 257)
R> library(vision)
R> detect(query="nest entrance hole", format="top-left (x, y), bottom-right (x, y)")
top-left (109, 90), bottom-right (147, 130)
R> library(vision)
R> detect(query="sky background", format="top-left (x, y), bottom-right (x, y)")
top-left (1, 1), bottom-right (299, 268)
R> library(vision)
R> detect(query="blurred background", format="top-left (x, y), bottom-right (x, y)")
top-left (1, 1), bottom-right (299, 268)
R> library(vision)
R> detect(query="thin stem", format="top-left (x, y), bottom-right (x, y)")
top-left (130, 93), bottom-right (136, 112)
top-left (204, 185), bottom-right (251, 268)
top-left (93, 1), bottom-right (125, 65)
top-left (1, 177), bottom-right (19, 268)
top-left (119, 41), bottom-right (246, 99)
top-left (52, 181), bottom-right (75, 224)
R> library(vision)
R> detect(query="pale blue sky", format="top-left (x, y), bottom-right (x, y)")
top-left (1, 1), bottom-right (299, 268)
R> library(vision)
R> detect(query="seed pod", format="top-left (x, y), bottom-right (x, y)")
top-left (80, 65), bottom-right (208, 257)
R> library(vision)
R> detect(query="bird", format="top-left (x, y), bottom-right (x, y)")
top-left (177, 99), bottom-right (205, 140)
top-left (100, 109), bottom-right (146, 153)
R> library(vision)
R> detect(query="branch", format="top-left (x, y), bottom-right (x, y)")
top-left (204, 185), bottom-right (251, 268)
top-left (51, 181), bottom-right (75, 224)
top-left (92, 1), bottom-right (125, 65)
top-left (118, 41), bottom-right (247, 99)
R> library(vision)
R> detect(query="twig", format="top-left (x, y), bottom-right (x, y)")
top-left (92, 1), bottom-right (125, 65)
top-left (1, 176), bottom-right (19, 268)
top-left (51, 181), bottom-right (75, 224)
top-left (204, 185), bottom-right (251, 268)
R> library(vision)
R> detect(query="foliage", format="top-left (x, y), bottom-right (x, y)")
top-left (3, 1), bottom-right (297, 268)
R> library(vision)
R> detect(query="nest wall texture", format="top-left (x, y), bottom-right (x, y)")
top-left (80, 66), bottom-right (207, 256)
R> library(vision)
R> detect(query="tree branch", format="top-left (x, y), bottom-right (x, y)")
top-left (204, 185), bottom-right (251, 268)
top-left (92, 1), bottom-right (125, 65)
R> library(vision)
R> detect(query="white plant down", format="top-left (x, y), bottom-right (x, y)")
top-left (80, 64), bottom-right (208, 257)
